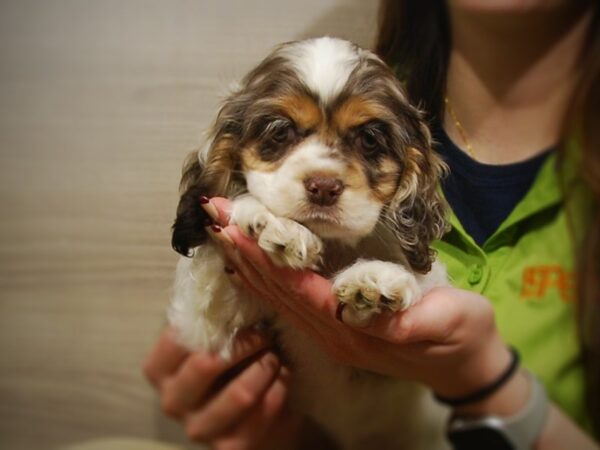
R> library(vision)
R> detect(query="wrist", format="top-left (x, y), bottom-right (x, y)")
top-left (452, 368), bottom-right (530, 417)
top-left (446, 372), bottom-right (550, 450)
top-left (429, 334), bottom-right (514, 401)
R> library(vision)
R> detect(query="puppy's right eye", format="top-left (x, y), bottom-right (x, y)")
top-left (271, 124), bottom-right (296, 144)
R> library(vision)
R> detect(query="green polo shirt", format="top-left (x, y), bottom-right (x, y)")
top-left (432, 140), bottom-right (594, 432)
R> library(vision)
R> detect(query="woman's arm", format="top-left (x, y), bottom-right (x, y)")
top-left (448, 366), bottom-right (598, 449)
top-left (537, 404), bottom-right (598, 450)
top-left (207, 197), bottom-right (599, 449)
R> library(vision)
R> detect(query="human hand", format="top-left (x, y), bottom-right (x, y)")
top-left (143, 327), bottom-right (300, 450)
top-left (204, 197), bottom-right (525, 415)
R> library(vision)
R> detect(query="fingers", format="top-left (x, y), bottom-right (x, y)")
top-left (159, 330), bottom-right (271, 419)
top-left (143, 328), bottom-right (190, 388)
top-left (203, 221), bottom-right (280, 303)
top-left (202, 195), bottom-right (338, 320)
top-left (227, 254), bottom-right (335, 347)
top-left (213, 367), bottom-right (294, 450)
top-left (343, 286), bottom-right (483, 347)
top-left (203, 210), bottom-right (336, 355)
top-left (202, 196), bottom-right (232, 226)
top-left (225, 225), bottom-right (339, 321)
top-left (221, 244), bottom-right (281, 304)
top-left (184, 351), bottom-right (281, 442)
top-left (200, 196), bottom-right (363, 354)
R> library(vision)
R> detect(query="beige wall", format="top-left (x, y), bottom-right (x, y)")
top-left (0, 1), bottom-right (378, 448)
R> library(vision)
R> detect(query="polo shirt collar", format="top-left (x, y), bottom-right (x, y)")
top-left (443, 137), bottom-right (582, 250)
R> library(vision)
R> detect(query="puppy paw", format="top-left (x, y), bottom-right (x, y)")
top-left (230, 196), bottom-right (271, 238)
top-left (231, 196), bottom-right (322, 269)
top-left (257, 217), bottom-right (322, 269)
top-left (332, 260), bottom-right (421, 327)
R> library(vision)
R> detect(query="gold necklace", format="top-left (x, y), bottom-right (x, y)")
top-left (444, 96), bottom-right (476, 158)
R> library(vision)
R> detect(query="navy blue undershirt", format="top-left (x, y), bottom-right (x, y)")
top-left (433, 127), bottom-right (552, 246)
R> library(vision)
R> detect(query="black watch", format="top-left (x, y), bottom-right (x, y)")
top-left (447, 371), bottom-right (549, 450)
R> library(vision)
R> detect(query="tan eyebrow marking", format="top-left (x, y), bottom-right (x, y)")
top-left (273, 94), bottom-right (322, 130)
top-left (332, 97), bottom-right (390, 132)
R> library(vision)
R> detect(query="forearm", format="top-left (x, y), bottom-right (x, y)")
top-left (535, 404), bottom-right (598, 450)
top-left (451, 369), bottom-right (598, 449)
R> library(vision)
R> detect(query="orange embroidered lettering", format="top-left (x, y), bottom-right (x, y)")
top-left (520, 266), bottom-right (574, 302)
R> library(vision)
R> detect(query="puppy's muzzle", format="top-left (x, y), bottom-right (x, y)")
top-left (304, 176), bottom-right (344, 206)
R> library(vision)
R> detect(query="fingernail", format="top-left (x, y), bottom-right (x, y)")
top-left (200, 197), bottom-right (219, 221)
top-left (228, 272), bottom-right (245, 288)
top-left (261, 352), bottom-right (280, 371)
top-left (206, 225), bottom-right (236, 249)
top-left (279, 365), bottom-right (292, 381)
top-left (224, 264), bottom-right (244, 287)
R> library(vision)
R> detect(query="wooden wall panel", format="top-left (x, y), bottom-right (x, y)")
top-left (0, 1), bottom-right (378, 448)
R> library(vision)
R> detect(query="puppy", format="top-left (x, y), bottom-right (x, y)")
top-left (169, 37), bottom-right (450, 449)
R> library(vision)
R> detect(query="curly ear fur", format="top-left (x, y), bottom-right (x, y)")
top-left (387, 120), bottom-right (449, 274)
top-left (171, 154), bottom-right (207, 257)
top-left (339, 52), bottom-right (448, 273)
top-left (170, 49), bottom-right (307, 257)
top-left (171, 113), bottom-right (245, 257)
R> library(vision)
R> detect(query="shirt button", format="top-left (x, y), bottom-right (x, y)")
top-left (468, 264), bottom-right (484, 285)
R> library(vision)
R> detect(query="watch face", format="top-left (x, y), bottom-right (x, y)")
top-left (448, 428), bottom-right (515, 450)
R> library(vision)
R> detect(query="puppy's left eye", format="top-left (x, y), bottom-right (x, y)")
top-left (360, 130), bottom-right (379, 151)
top-left (355, 123), bottom-right (387, 155)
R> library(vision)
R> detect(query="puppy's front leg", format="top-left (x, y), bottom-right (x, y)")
top-left (168, 245), bottom-right (266, 359)
top-left (333, 260), bottom-right (423, 328)
top-left (231, 195), bottom-right (323, 270)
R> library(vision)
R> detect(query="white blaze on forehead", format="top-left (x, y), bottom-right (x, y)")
top-left (284, 37), bottom-right (360, 104)
top-left (282, 138), bottom-right (346, 175)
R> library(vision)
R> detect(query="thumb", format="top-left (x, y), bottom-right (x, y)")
top-left (347, 287), bottom-right (460, 345)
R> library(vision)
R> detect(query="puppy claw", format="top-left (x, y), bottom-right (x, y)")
top-left (333, 260), bottom-right (421, 325)
top-left (230, 196), bottom-right (322, 270)
top-left (258, 218), bottom-right (322, 269)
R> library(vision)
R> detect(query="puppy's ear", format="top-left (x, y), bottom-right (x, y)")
top-left (171, 102), bottom-right (245, 257)
top-left (388, 121), bottom-right (448, 274)
top-left (171, 153), bottom-right (207, 257)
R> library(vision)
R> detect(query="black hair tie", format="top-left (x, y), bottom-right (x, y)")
top-left (434, 347), bottom-right (520, 407)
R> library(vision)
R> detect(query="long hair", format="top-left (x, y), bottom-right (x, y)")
top-left (374, 0), bottom-right (600, 434)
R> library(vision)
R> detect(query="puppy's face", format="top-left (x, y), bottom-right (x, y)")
top-left (173, 38), bottom-right (447, 273)
top-left (241, 94), bottom-right (403, 240)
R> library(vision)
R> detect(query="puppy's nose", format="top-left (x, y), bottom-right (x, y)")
top-left (303, 176), bottom-right (344, 206)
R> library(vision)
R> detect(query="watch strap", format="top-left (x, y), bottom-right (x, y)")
top-left (448, 371), bottom-right (549, 450)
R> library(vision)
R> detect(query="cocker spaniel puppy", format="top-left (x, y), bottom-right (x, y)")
top-left (169, 37), bottom-right (449, 450)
